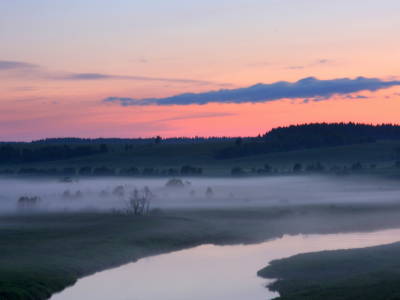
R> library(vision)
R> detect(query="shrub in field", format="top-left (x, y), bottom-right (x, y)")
top-left (17, 196), bottom-right (41, 211)
top-left (165, 178), bottom-right (185, 188)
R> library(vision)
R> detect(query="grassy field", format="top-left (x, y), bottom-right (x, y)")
top-left (258, 240), bottom-right (400, 299)
top-left (2, 141), bottom-right (400, 176)
top-left (2, 204), bottom-right (400, 300)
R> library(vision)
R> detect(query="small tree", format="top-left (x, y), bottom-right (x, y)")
top-left (206, 187), bottom-right (213, 198)
top-left (235, 137), bottom-right (243, 147)
top-left (99, 144), bottom-right (109, 153)
top-left (17, 196), bottom-right (41, 211)
top-left (231, 167), bottom-right (244, 175)
top-left (125, 186), bottom-right (153, 216)
top-left (293, 163), bottom-right (302, 172)
top-left (155, 136), bottom-right (162, 144)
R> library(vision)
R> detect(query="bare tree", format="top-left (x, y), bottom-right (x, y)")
top-left (124, 186), bottom-right (153, 216)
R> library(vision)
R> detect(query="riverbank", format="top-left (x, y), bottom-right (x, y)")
top-left (2, 204), bottom-right (400, 299)
top-left (258, 240), bottom-right (400, 299)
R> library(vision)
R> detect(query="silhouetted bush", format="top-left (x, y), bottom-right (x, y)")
top-left (0, 169), bottom-right (14, 175)
top-left (165, 178), bottom-right (185, 188)
top-left (93, 167), bottom-right (115, 176)
top-left (112, 186), bottom-right (124, 197)
top-left (17, 196), bottom-right (41, 211)
top-left (305, 161), bottom-right (325, 172)
top-left (351, 161), bottom-right (363, 171)
top-left (60, 167), bottom-right (76, 176)
top-left (119, 167), bottom-right (140, 176)
top-left (231, 167), bottom-right (244, 175)
top-left (142, 167), bottom-right (155, 176)
top-left (293, 163), bottom-right (302, 172)
top-left (79, 166), bottom-right (92, 176)
top-left (206, 187), bottom-right (213, 198)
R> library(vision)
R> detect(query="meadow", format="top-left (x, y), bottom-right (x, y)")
top-left (1, 140), bottom-right (400, 300)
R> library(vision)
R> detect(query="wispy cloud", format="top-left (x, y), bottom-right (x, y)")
top-left (102, 76), bottom-right (400, 106)
top-left (0, 60), bottom-right (226, 86)
top-left (54, 72), bottom-right (217, 85)
top-left (284, 59), bottom-right (331, 70)
top-left (0, 61), bottom-right (38, 70)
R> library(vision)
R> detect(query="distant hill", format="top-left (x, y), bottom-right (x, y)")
top-left (4, 136), bottom-right (245, 144)
top-left (263, 122), bottom-right (400, 140)
top-left (214, 122), bottom-right (400, 159)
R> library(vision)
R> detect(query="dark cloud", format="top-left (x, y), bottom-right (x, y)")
top-left (0, 60), bottom-right (38, 70)
top-left (102, 76), bottom-right (400, 106)
top-left (341, 95), bottom-right (370, 99)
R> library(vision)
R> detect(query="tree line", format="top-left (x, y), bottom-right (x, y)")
top-left (8, 136), bottom-right (248, 145)
top-left (0, 144), bottom-right (108, 164)
top-left (214, 122), bottom-right (398, 159)
top-left (0, 165), bottom-right (203, 176)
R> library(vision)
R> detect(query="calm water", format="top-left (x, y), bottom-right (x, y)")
top-left (50, 229), bottom-right (400, 300)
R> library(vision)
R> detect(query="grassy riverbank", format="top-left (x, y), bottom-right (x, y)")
top-left (258, 241), bottom-right (400, 299)
top-left (2, 204), bottom-right (400, 300)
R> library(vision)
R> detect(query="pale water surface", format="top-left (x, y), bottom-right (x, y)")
top-left (51, 228), bottom-right (400, 300)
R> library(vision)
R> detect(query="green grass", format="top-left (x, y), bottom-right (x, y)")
top-left (3, 141), bottom-right (400, 176)
top-left (3, 204), bottom-right (400, 299)
top-left (258, 241), bottom-right (400, 300)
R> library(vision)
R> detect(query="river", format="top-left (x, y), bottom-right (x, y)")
top-left (50, 228), bottom-right (400, 300)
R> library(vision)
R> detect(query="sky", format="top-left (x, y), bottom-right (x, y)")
top-left (1, 0), bottom-right (400, 141)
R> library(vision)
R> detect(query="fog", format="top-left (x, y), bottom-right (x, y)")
top-left (1, 175), bottom-right (400, 214)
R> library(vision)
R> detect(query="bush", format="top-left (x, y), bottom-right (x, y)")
top-left (206, 187), bottom-right (213, 198)
top-left (79, 166), bottom-right (92, 176)
top-left (305, 161), bottom-right (325, 172)
top-left (351, 161), bottom-right (363, 171)
top-left (59, 177), bottom-right (73, 183)
top-left (231, 167), bottom-right (244, 175)
top-left (124, 186), bottom-right (153, 215)
top-left (0, 169), bottom-right (14, 175)
top-left (165, 178), bottom-right (185, 188)
top-left (112, 186), bottom-right (124, 197)
top-left (180, 165), bottom-right (198, 175)
top-left (60, 167), bottom-right (76, 176)
top-left (17, 196), bottom-right (41, 211)
top-left (142, 167), bottom-right (155, 176)
top-left (293, 163), bottom-right (302, 172)
top-left (93, 166), bottom-right (115, 176)
top-left (119, 167), bottom-right (140, 176)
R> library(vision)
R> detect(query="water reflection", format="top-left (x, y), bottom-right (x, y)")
top-left (50, 229), bottom-right (400, 300)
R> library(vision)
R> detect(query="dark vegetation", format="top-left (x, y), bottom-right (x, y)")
top-left (214, 122), bottom-right (400, 159)
top-left (2, 204), bottom-right (400, 299)
top-left (0, 144), bottom-right (108, 164)
top-left (6, 136), bottom-right (244, 145)
top-left (258, 241), bottom-right (400, 299)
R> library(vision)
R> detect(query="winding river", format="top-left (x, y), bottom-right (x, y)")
top-left (50, 228), bottom-right (400, 300)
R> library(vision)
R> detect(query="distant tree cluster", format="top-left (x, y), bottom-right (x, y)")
top-left (1, 165), bottom-right (205, 177)
top-left (0, 144), bottom-right (108, 164)
top-left (305, 161), bottom-right (325, 172)
top-left (214, 122), bottom-right (400, 159)
top-left (25, 136), bottom-right (248, 145)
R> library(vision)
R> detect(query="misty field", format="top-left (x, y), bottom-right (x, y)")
top-left (1, 140), bottom-right (400, 176)
top-left (1, 175), bottom-right (400, 299)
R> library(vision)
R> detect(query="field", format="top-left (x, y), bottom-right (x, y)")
top-left (2, 140), bottom-right (400, 176)
top-left (2, 204), bottom-right (400, 300)
top-left (1, 141), bottom-right (400, 300)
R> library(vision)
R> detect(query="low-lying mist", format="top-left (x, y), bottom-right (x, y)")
top-left (0, 175), bottom-right (399, 214)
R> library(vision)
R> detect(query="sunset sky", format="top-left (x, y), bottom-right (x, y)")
top-left (1, 0), bottom-right (400, 141)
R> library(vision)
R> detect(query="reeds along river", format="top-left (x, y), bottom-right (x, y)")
top-left (50, 228), bottom-right (400, 300)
